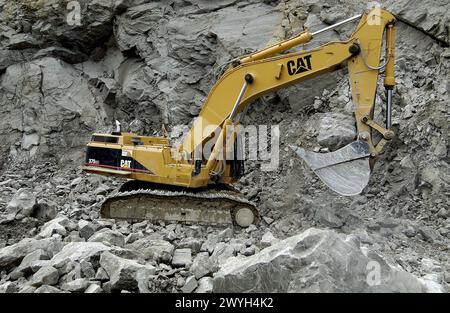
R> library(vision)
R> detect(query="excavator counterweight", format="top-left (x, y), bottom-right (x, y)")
top-left (82, 7), bottom-right (397, 227)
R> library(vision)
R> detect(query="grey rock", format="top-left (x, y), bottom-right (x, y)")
top-left (95, 267), bottom-right (110, 281)
top-left (34, 285), bottom-right (64, 293)
top-left (88, 228), bottom-right (126, 247)
top-left (127, 239), bottom-right (174, 263)
top-left (78, 220), bottom-right (96, 240)
top-left (30, 266), bottom-right (60, 287)
top-left (15, 249), bottom-right (51, 275)
top-left (240, 246), bottom-right (256, 256)
top-left (420, 258), bottom-right (442, 274)
top-left (37, 217), bottom-right (69, 238)
top-left (49, 242), bottom-right (113, 268)
top-left (0, 237), bottom-right (63, 271)
top-left (419, 226), bottom-right (441, 243)
top-left (218, 228), bottom-right (234, 241)
top-left (0, 281), bottom-right (17, 293)
top-left (201, 235), bottom-right (219, 254)
top-left (85, 284), bottom-right (103, 293)
top-left (136, 267), bottom-right (154, 293)
top-left (317, 113), bottom-right (356, 150)
top-left (181, 276), bottom-right (198, 293)
top-left (33, 200), bottom-right (57, 221)
top-left (196, 277), bottom-right (213, 293)
top-left (260, 231), bottom-right (279, 248)
top-left (99, 251), bottom-right (156, 291)
top-left (172, 249), bottom-right (192, 268)
top-left (6, 188), bottom-right (37, 217)
top-left (314, 207), bottom-right (344, 228)
top-left (190, 252), bottom-right (215, 279)
top-left (61, 278), bottom-right (89, 292)
top-left (278, 74), bottom-right (339, 113)
top-left (212, 228), bottom-right (429, 292)
top-left (7, 33), bottom-right (39, 50)
top-left (386, 0), bottom-right (450, 45)
top-left (419, 274), bottom-right (447, 293)
top-left (80, 260), bottom-right (96, 278)
top-left (210, 243), bottom-right (235, 266)
top-left (18, 285), bottom-right (37, 293)
top-left (64, 232), bottom-right (86, 243)
top-left (65, 262), bottom-right (82, 281)
top-left (177, 237), bottom-right (203, 254)
top-left (403, 225), bottom-right (417, 238)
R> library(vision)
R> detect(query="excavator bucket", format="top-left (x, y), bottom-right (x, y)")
top-left (290, 141), bottom-right (371, 196)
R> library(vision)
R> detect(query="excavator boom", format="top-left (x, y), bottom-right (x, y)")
top-left (82, 8), bottom-right (397, 227)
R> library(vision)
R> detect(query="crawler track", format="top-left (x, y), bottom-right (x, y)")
top-left (101, 181), bottom-right (260, 227)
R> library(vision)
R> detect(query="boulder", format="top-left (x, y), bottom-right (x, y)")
top-left (212, 228), bottom-right (433, 292)
top-left (37, 217), bottom-right (69, 238)
top-left (88, 228), bottom-right (126, 247)
top-left (95, 267), bottom-right (110, 281)
top-left (210, 243), bottom-right (235, 266)
top-left (29, 266), bottom-right (60, 287)
top-left (171, 248), bottom-right (192, 268)
top-left (0, 282), bottom-right (17, 293)
top-left (317, 113), bottom-right (356, 150)
top-left (33, 200), bottom-right (58, 221)
top-left (0, 237), bottom-right (63, 271)
top-left (78, 220), bottom-right (96, 240)
top-left (314, 207), bottom-right (344, 228)
top-left (190, 252), bottom-right (216, 279)
top-left (196, 277), bottom-right (213, 293)
top-left (260, 231), bottom-right (279, 248)
top-left (127, 239), bottom-right (174, 263)
top-left (14, 249), bottom-right (51, 275)
top-left (34, 285), bottom-right (64, 293)
top-left (49, 242), bottom-right (113, 268)
top-left (6, 188), bottom-right (37, 217)
top-left (85, 283), bottom-right (103, 293)
top-left (99, 251), bottom-right (156, 291)
top-left (61, 278), bottom-right (89, 292)
top-left (181, 276), bottom-right (198, 293)
top-left (18, 285), bottom-right (37, 293)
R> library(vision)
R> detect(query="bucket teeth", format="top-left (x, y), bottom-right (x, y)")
top-left (290, 141), bottom-right (371, 196)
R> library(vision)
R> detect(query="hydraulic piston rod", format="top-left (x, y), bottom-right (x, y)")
top-left (240, 14), bottom-right (362, 64)
top-left (311, 14), bottom-right (362, 36)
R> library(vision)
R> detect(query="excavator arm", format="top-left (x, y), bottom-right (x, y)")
top-left (181, 8), bottom-right (396, 195)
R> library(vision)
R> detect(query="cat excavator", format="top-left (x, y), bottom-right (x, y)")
top-left (82, 8), bottom-right (397, 227)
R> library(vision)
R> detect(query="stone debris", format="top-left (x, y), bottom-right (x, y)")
top-left (172, 249), bottom-right (192, 268)
top-left (29, 266), bottom-right (60, 287)
top-left (181, 276), bottom-right (198, 293)
top-left (6, 188), bottom-right (37, 217)
top-left (99, 251), bottom-right (156, 292)
top-left (88, 228), bottom-right (126, 247)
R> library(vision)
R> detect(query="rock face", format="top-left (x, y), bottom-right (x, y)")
top-left (213, 228), bottom-right (428, 293)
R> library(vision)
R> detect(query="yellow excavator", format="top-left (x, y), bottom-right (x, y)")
top-left (82, 8), bottom-right (397, 227)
